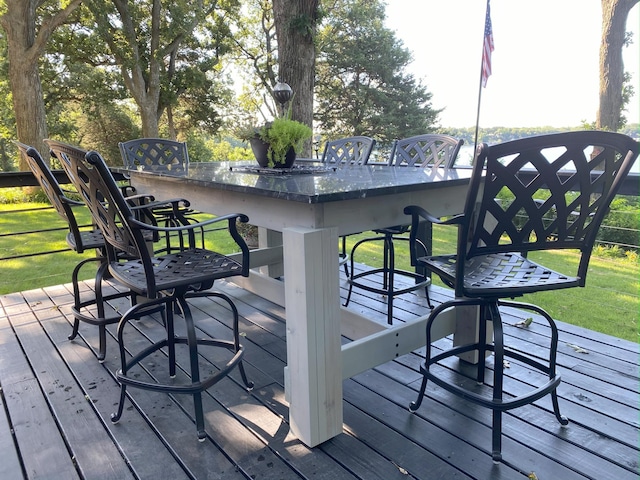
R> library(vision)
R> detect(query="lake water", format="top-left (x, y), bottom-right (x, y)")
top-left (454, 143), bottom-right (639, 173)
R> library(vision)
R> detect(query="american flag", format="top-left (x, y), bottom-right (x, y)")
top-left (481, 0), bottom-right (494, 88)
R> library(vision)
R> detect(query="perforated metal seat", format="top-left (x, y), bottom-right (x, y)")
top-left (405, 131), bottom-right (640, 463)
top-left (50, 140), bottom-right (254, 441)
top-left (345, 134), bottom-right (463, 323)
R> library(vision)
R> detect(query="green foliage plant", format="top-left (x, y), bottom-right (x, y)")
top-left (237, 99), bottom-right (312, 167)
top-left (256, 117), bottom-right (313, 166)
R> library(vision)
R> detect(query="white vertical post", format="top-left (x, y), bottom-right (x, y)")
top-left (283, 226), bottom-right (343, 447)
top-left (258, 227), bottom-right (284, 278)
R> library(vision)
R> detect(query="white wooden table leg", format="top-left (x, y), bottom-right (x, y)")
top-left (453, 304), bottom-right (491, 364)
top-left (258, 227), bottom-right (284, 278)
top-left (283, 226), bottom-right (343, 447)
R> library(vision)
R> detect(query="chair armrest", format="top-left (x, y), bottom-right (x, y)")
top-left (120, 184), bottom-right (137, 197)
top-left (60, 195), bottom-right (85, 207)
top-left (128, 197), bottom-right (190, 210)
top-left (403, 205), bottom-right (463, 226)
top-left (128, 212), bottom-right (251, 273)
top-left (128, 198), bottom-right (194, 242)
top-left (128, 211), bottom-right (244, 233)
top-left (404, 205), bottom-right (463, 265)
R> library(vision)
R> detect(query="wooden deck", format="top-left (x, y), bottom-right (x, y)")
top-left (0, 265), bottom-right (638, 480)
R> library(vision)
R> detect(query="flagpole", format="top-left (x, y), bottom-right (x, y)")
top-left (472, 0), bottom-right (493, 163)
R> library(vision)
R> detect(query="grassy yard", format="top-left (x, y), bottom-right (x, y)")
top-left (342, 225), bottom-right (639, 343)
top-left (1, 203), bottom-right (638, 342)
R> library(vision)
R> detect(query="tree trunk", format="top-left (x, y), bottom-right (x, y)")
top-left (2, 0), bottom-right (48, 169)
top-left (8, 46), bottom-right (49, 170)
top-left (272, 0), bottom-right (319, 155)
top-left (0, 0), bottom-right (82, 169)
top-left (597, 0), bottom-right (639, 131)
top-left (110, 0), bottom-right (163, 138)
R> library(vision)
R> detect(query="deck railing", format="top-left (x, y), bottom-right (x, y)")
top-left (0, 169), bottom-right (228, 264)
top-left (1, 169), bottom-right (638, 285)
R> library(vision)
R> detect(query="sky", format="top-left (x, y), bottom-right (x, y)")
top-left (385, 0), bottom-right (640, 128)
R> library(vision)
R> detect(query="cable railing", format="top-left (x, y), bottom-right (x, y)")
top-left (1, 169), bottom-right (638, 293)
top-left (0, 170), bottom-right (229, 293)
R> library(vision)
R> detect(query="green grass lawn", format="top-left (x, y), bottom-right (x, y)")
top-left (344, 224), bottom-right (639, 343)
top-left (1, 203), bottom-right (638, 342)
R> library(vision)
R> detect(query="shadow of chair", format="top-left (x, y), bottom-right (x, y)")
top-left (119, 138), bottom-right (206, 252)
top-left (50, 141), bottom-right (254, 440)
top-left (320, 136), bottom-right (376, 275)
top-left (344, 134), bottom-right (463, 323)
top-left (17, 142), bottom-right (138, 362)
top-left (404, 130), bottom-right (639, 462)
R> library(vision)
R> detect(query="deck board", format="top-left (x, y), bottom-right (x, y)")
top-left (0, 265), bottom-right (638, 480)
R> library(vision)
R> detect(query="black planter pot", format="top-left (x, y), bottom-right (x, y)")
top-left (249, 138), bottom-right (296, 168)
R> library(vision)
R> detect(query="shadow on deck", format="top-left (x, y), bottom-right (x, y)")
top-left (0, 264), bottom-right (638, 480)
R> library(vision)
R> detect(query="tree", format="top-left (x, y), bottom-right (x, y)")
top-left (597, 0), bottom-right (639, 131)
top-left (315, 0), bottom-right (439, 144)
top-left (272, 0), bottom-right (319, 132)
top-left (0, 0), bottom-right (82, 168)
top-left (83, 0), bottom-right (237, 138)
top-left (230, 0), bottom-right (279, 120)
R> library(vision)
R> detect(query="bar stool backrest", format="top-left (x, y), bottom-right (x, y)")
top-left (321, 136), bottom-right (376, 166)
top-left (119, 138), bottom-right (189, 175)
top-left (457, 130), bottom-right (639, 296)
top-left (46, 140), bottom-right (145, 268)
top-left (17, 142), bottom-right (96, 253)
top-left (389, 134), bottom-right (463, 168)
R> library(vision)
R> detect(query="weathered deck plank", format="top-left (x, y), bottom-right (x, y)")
top-left (0, 267), bottom-right (638, 480)
top-left (0, 314), bottom-right (80, 479)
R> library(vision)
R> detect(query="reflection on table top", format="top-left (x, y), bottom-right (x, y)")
top-left (116, 161), bottom-right (473, 204)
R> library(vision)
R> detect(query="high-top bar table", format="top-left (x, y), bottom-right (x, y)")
top-left (117, 161), bottom-right (473, 447)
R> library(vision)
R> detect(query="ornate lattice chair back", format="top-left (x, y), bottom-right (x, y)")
top-left (119, 138), bottom-right (189, 174)
top-left (389, 134), bottom-right (463, 168)
top-left (456, 130), bottom-right (639, 297)
top-left (321, 136), bottom-right (376, 166)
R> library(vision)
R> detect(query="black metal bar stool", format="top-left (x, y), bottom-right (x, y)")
top-left (344, 134), bottom-right (463, 323)
top-left (119, 138), bottom-right (206, 253)
top-left (45, 140), bottom-right (254, 441)
top-left (18, 142), bottom-right (138, 362)
top-left (405, 131), bottom-right (639, 462)
top-left (319, 135), bottom-right (376, 276)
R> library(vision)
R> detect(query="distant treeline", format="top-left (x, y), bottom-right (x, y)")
top-left (440, 124), bottom-right (640, 145)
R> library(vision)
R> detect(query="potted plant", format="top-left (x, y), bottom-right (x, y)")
top-left (237, 83), bottom-right (313, 168)
top-left (239, 117), bottom-right (312, 168)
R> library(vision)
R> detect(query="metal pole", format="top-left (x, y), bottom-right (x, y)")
top-left (472, 0), bottom-right (493, 163)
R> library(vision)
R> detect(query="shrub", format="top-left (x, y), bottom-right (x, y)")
top-left (597, 197), bottom-right (640, 249)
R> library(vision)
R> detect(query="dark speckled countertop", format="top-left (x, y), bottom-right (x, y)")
top-left (114, 161), bottom-right (473, 204)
